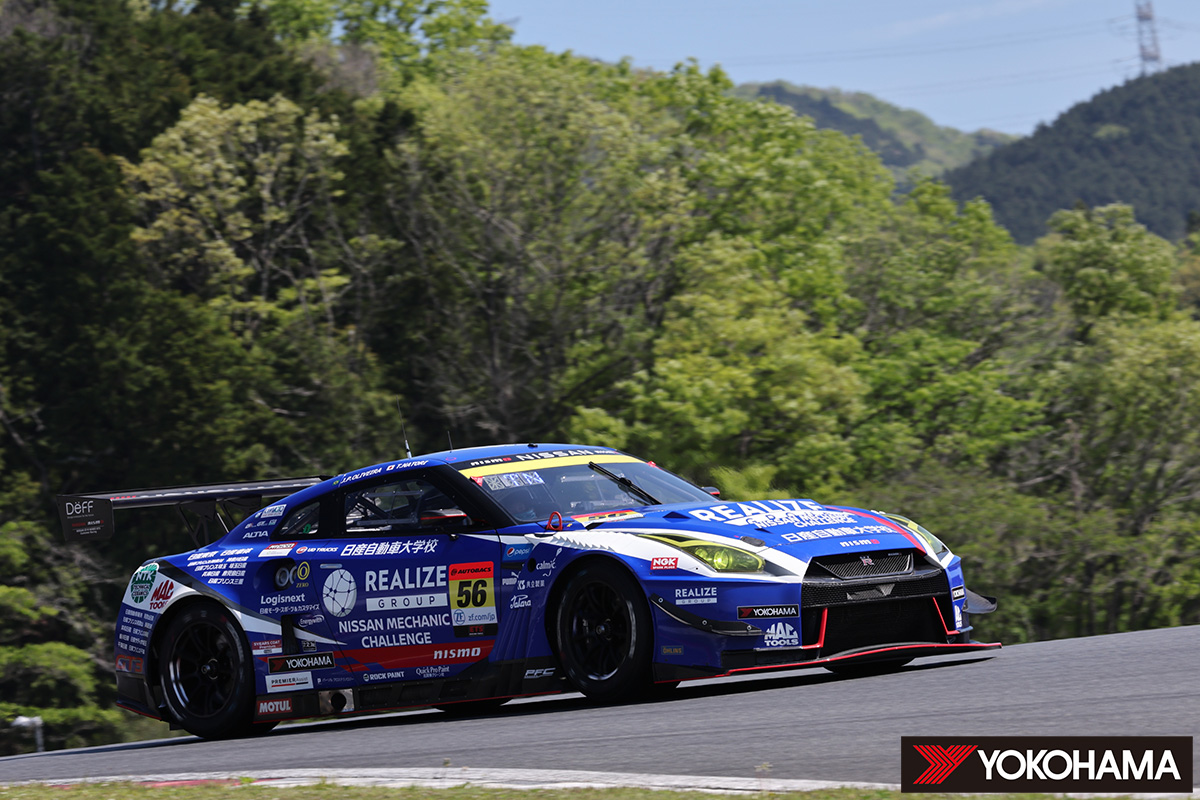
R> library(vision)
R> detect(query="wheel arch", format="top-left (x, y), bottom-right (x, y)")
top-left (542, 552), bottom-right (652, 659)
top-left (145, 594), bottom-right (247, 704)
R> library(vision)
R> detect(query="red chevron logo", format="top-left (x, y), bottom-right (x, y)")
top-left (912, 744), bottom-right (977, 784)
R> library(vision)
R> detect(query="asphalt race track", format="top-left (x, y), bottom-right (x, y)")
top-left (2, 625), bottom-right (1197, 787)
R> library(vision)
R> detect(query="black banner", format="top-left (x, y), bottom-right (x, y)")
top-left (57, 495), bottom-right (115, 541)
top-left (900, 736), bottom-right (1192, 793)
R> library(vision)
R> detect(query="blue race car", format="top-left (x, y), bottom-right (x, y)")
top-left (57, 443), bottom-right (999, 739)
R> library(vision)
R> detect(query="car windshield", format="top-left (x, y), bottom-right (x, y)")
top-left (465, 458), bottom-right (714, 523)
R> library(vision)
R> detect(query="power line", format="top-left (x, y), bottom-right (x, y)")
top-left (714, 19), bottom-right (1118, 67)
top-left (872, 59), bottom-right (1136, 100)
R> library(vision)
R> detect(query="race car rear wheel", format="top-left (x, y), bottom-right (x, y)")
top-left (554, 560), bottom-right (652, 702)
top-left (158, 600), bottom-right (260, 739)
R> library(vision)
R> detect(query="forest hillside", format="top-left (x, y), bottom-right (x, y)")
top-left (945, 62), bottom-right (1200, 243)
top-left (733, 81), bottom-right (1016, 188)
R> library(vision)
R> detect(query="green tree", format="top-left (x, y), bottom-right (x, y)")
top-left (1037, 204), bottom-right (1178, 341)
top-left (122, 93), bottom-right (401, 474)
top-left (370, 48), bottom-right (692, 445)
top-left (570, 236), bottom-right (867, 495)
top-left (841, 181), bottom-right (1045, 479)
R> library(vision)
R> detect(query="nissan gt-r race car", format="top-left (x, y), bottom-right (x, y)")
top-left (57, 443), bottom-right (999, 739)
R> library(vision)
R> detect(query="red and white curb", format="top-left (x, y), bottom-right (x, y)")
top-left (16, 767), bottom-right (895, 793)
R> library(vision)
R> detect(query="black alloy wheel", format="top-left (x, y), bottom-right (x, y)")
top-left (555, 561), bottom-right (652, 701)
top-left (157, 600), bottom-right (271, 738)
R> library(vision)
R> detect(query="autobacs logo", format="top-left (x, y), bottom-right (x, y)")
top-left (900, 737), bottom-right (1191, 793)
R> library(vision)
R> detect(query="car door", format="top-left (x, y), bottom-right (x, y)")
top-left (254, 495), bottom-right (352, 694)
top-left (325, 470), bottom-right (503, 689)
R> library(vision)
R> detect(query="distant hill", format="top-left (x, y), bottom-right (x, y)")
top-left (734, 82), bottom-right (1016, 188)
top-left (944, 63), bottom-right (1200, 243)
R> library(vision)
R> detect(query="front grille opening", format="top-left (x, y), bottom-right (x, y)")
top-left (808, 549), bottom-right (915, 579)
top-left (820, 597), bottom-right (947, 655)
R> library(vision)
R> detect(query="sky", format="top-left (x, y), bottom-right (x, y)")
top-left (483, 0), bottom-right (1200, 136)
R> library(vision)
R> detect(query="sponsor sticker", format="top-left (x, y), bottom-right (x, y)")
top-left (900, 737), bottom-right (1192, 793)
top-left (366, 593), bottom-right (447, 612)
top-left (267, 652), bottom-right (335, 673)
top-left (129, 564), bottom-right (157, 604)
top-left (115, 655), bottom-right (144, 674)
top-left (738, 604), bottom-right (799, 619)
top-left (265, 672), bottom-right (313, 693)
top-left (674, 586), bottom-right (717, 605)
top-left (257, 698), bottom-right (293, 716)
top-left (570, 510), bottom-right (643, 524)
top-left (762, 621), bottom-right (800, 647)
top-left (481, 471), bottom-right (545, 490)
top-left (252, 637), bottom-right (284, 656)
top-left (650, 557), bottom-right (678, 570)
top-left (322, 570), bottom-right (358, 617)
top-left (450, 562), bottom-right (497, 630)
top-left (259, 542), bottom-right (297, 558)
top-left (148, 580), bottom-right (175, 611)
top-left (502, 542), bottom-right (534, 564)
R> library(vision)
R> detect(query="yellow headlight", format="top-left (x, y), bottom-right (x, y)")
top-left (686, 543), bottom-right (764, 571)
top-left (640, 534), bottom-right (765, 572)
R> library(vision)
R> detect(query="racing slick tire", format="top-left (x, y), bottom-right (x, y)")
top-left (823, 657), bottom-right (912, 677)
top-left (157, 600), bottom-right (267, 739)
top-left (554, 560), bottom-right (653, 702)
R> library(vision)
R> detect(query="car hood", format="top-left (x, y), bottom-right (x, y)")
top-left (603, 499), bottom-right (932, 559)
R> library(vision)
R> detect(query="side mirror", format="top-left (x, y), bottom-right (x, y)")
top-left (702, 486), bottom-right (720, 498)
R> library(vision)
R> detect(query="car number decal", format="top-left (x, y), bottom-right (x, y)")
top-left (449, 561), bottom-right (498, 636)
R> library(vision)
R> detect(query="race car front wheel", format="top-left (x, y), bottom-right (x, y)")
top-left (157, 600), bottom-right (267, 739)
top-left (554, 561), bottom-right (652, 702)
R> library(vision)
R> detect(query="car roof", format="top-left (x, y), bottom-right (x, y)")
top-left (272, 443), bottom-right (629, 510)
top-left (423, 442), bottom-right (622, 463)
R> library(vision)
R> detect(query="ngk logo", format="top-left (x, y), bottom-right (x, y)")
top-left (650, 557), bottom-right (677, 570)
top-left (148, 581), bottom-right (175, 611)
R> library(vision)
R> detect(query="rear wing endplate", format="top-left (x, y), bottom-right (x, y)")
top-left (56, 477), bottom-right (324, 546)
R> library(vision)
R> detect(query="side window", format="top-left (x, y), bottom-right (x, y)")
top-left (343, 477), bottom-right (472, 534)
top-left (277, 501), bottom-right (321, 539)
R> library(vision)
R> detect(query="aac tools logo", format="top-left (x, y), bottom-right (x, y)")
top-left (900, 737), bottom-right (1192, 793)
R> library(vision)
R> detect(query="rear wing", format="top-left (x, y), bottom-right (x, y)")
top-left (56, 477), bottom-right (325, 547)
